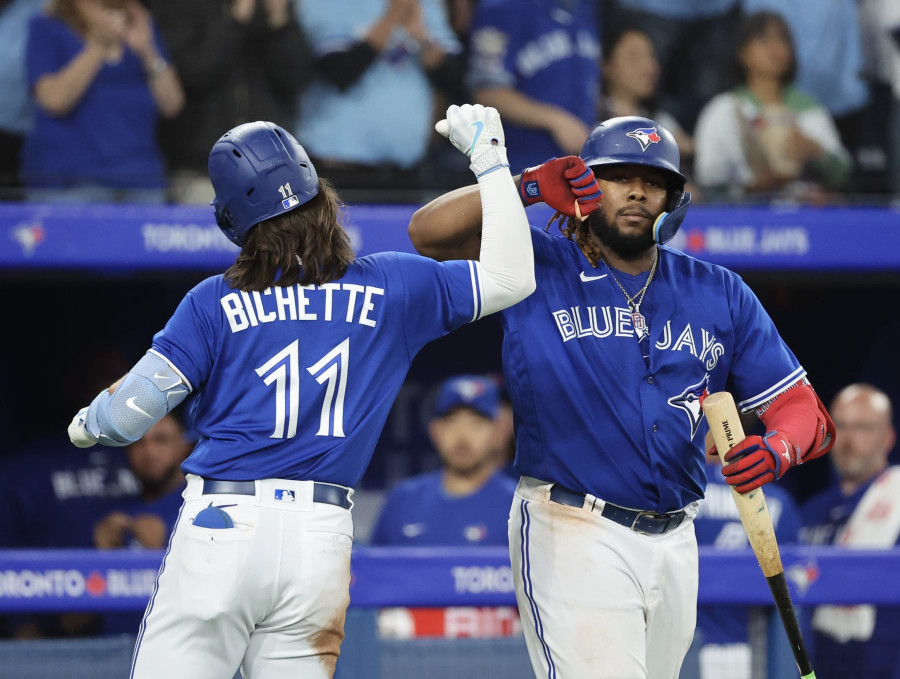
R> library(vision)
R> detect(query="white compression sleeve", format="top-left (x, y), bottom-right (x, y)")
top-left (475, 166), bottom-right (535, 317)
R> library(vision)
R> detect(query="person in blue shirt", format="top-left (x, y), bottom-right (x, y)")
top-left (93, 412), bottom-right (190, 551)
top-left (801, 384), bottom-right (900, 679)
top-left (467, 0), bottom-right (601, 172)
top-left (67, 106), bottom-right (534, 678)
top-left (371, 374), bottom-right (518, 546)
top-left (692, 444), bottom-right (801, 679)
top-left (23, 0), bottom-right (184, 202)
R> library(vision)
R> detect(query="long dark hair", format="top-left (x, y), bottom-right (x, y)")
top-left (733, 11), bottom-right (797, 87)
top-left (224, 179), bottom-right (354, 291)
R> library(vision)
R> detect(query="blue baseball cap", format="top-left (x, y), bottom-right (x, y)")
top-left (433, 375), bottom-right (499, 420)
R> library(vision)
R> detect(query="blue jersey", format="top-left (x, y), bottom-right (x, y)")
top-left (467, 0), bottom-right (600, 172)
top-left (152, 252), bottom-right (482, 486)
top-left (501, 227), bottom-right (804, 512)
top-left (370, 470), bottom-right (518, 546)
top-left (695, 463), bottom-right (799, 644)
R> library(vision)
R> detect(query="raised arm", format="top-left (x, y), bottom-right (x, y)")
top-left (428, 104), bottom-right (535, 314)
top-left (409, 153), bottom-right (603, 262)
top-left (408, 182), bottom-right (485, 261)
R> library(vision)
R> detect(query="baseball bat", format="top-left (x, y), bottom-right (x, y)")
top-left (702, 391), bottom-right (816, 679)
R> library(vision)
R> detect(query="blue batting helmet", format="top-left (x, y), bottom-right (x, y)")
top-left (209, 121), bottom-right (319, 246)
top-left (579, 116), bottom-right (691, 244)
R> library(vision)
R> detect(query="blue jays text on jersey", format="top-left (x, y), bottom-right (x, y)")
top-left (500, 227), bottom-right (805, 513)
top-left (151, 252), bottom-right (485, 487)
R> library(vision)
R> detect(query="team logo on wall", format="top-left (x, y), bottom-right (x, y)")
top-left (10, 221), bottom-right (45, 257)
top-left (667, 373), bottom-right (710, 439)
top-left (625, 128), bottom-right (661, 151)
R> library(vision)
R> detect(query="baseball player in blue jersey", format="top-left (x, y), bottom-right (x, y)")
top-left (409, 115), bottom-right (835, 678)
top-left (66, 105), bottom-right (534, 679)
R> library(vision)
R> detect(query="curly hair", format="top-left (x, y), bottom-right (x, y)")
top-left (224, 178), bottom-right (354, 292)
top-left (547, 211), bottom-right (602, 268)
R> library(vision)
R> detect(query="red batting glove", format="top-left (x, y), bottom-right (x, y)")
top-left (720, 431), bottom-right (802, 493)
top-left (519, 156), bottom-right (602, 218)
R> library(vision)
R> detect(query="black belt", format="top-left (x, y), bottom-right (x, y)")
top-left (202, 479), bottom-right (352, 510)
top-left (549, 484), bottom-right (686, 535)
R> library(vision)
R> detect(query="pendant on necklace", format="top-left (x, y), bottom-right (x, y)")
top-left (632, 311), bottom-right (649, 339)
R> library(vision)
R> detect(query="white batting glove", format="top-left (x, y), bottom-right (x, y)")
top-left (435, 104), bottom-right (509, 177)
top-left (68, 407), bottom-right (98, 448)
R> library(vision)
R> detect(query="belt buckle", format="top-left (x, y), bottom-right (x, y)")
top-left (630, 512), bottom-right (652, 535)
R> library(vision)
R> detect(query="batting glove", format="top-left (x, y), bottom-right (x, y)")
top-left (435, 104), bottom-right (508, 178)
top-left (519, 156), bottom-right (603, 218)
top-left (68, 406), bottom-right (98, 448)
top-left (720, 431), bottom-right (802, 493)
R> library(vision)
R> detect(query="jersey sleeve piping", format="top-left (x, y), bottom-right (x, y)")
top-left (147, 348), bottom-right (194, 393)
top-left (468, 260), bottom-right (485, 322)
top-left (737, 366), bottom-right (806, 412)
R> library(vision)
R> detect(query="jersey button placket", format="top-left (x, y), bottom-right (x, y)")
top-left (647, 376), bottom-right (654, 384)
top-left (651, 424), bottom-right (658, 433)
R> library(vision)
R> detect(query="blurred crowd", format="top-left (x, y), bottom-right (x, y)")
top-left (0, 0), bottom-right (898, 203)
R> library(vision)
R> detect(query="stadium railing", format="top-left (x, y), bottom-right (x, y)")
top-left (0, 546), bottom-right (898, 678)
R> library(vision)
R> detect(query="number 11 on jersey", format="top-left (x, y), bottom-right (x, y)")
top-left (255, 338), bottom-right (350, 439)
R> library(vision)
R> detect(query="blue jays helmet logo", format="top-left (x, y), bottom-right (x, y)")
top-left (625, 127), bottom-right (662, 152)
top-left (667, 374), bottom-right (710, 439)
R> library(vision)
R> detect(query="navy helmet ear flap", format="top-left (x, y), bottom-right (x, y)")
top-left (652, 190), bottom-right (691, 244)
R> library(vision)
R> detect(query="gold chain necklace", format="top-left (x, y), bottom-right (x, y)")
top-left (602, 248), bottom-right (659, 340)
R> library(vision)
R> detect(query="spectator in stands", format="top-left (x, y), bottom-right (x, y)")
top-left (22, 0), bottom-right (183, 203)
top-left (693, 11), bottom-right (851, 200)
top-left (801, 384), bottom-right (900, 679)
top-left (295, 0), bottom-right (465, 190)
top-left (604, 0), bottom-right (741, 130)
top-left (741, 0), bottom-right (869, 162)
top-left (93, 413), bottom-right (189, 551)
top-left (0, 347), bottom-right (140, 639)
top-left (0, 0), bottom-right (45, 198)
top-left (149, 0), bottom-right (310, 204)
top-left (598, 26), bottom-right (694, 171)
top-left (371, 375), bottom-right (516, 546)
top-left (467, 0), bottom-right (600, 173)
top-left (692, 436), bottom-right (801, 679)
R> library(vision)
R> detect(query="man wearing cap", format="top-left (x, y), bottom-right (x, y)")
top-left (371, 374), bottom-right (517, 546)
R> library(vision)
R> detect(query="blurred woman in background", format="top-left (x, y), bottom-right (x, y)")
top-left (693, 11), bottom-right (850, 200)
top-left (23, 0), bottom-right (183, 202)
top-left (599, 27), bottom-right (694, 166)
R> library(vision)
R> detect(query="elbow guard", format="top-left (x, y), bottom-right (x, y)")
top-left (758, 380), bottom-right (835, 463)
top-left (85, 352), bottom-right (190, 446)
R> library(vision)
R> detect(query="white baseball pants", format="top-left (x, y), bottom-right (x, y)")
top-left (508, 476), bottom-right (698, 679)
top-left (130, 475), bottom-right (354, 679)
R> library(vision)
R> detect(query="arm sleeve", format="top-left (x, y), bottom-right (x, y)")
top-left (475, 165), bottom-right (535, 316)
top-left (397, 167), bottom-right (534, 354)
top-left (150, 281), bottom-right (220, 391)
top-left (314, 42), bottom-right (379, 91)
